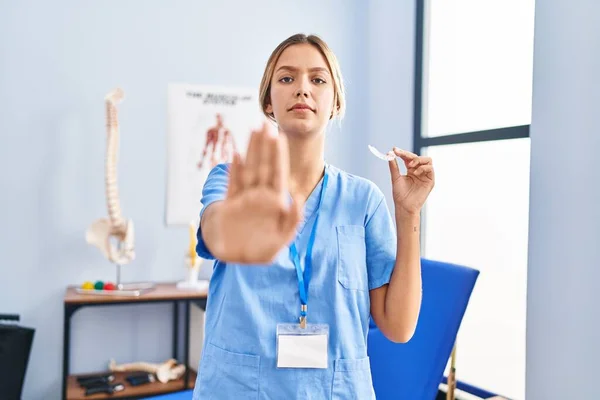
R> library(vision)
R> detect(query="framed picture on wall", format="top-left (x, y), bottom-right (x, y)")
top-left (166, 83), bottom-right (263, 226)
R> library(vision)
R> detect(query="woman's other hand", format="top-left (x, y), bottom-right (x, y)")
top-left (388, 147), bottom-right (435, 218)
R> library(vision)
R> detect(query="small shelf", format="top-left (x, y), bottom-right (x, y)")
top-left (62, 282), bottom-right (205, 400)
top-left (66, 370), bottom-right (196, 400)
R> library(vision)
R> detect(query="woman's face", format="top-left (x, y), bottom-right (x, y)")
top-left (266, 43), bottom-right (335, 137)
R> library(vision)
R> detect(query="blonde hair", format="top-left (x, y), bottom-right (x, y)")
top-left (259, 33), bottom-right (346, 122)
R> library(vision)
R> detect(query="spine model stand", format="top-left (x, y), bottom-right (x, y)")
top-left (86, 88), bottom-right (137, 288)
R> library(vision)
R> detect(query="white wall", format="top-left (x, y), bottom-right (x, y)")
top-left (366, 1), bottom-right (416, 208)
top-left (0, 1), bottom-right (385, 398)
top-left (526, 0), bottom-right (600, 398)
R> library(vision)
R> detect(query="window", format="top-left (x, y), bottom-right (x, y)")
top-left (414, 1), bottom-right (535, 399)
top-left (422, 0), bottom-right (535, 137)
top-left (422, 139), bottom-right (530, 398)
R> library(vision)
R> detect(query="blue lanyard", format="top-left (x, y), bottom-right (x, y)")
top-left (289, 170), bottom-right (329, 324)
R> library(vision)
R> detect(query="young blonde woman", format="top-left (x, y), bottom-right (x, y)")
top-left (193, 33), bottom-right (435, 399)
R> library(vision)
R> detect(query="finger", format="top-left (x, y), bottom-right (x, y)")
top-left (388, 156), bottom-right (402, 182)
top-left (265, 125), bottom-right (280, 189)
top-left (393, 149), bottom-right (433, 173)
top-left (392, 147), bottom-right (418, 169)
top-left (257, 123), bottom-right (274, 185)
top-left (393, 147), bottom-right (418, 161)
top-left (413, 164), bottom-right (434, 177)
top-left (227, 152), bottom-right (243, 198)
top-left (408, 156), bottom-right (432, 169)
top-left (273, 132), bottom-right (289, 194)
top-left (281, 193), bottom-right (304, 243)
top-left (243, 129), bottom-right (262, 187)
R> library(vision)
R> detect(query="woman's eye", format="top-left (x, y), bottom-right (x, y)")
top-left (279, 76), bottom-right (293, 83)
top-left (313, 78), bottom-right (326, 84)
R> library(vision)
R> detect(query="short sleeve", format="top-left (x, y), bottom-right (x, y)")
top-left (195, 163), bottom-right (229, 259)
top-left (365, 190), bottom-right (397, 290)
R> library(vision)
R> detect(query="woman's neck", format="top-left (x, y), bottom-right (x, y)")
top-left (284, 132), bottom-right (326, 201)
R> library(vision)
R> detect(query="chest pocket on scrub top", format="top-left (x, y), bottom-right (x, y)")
top-left (336, 225), bottom-right (368, 291)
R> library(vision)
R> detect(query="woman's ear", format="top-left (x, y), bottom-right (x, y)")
top-left (329, 98), bottom-right (340, 120)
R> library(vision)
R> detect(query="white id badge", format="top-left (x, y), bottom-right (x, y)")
top-left (276, 323), bottom-right (329, 368)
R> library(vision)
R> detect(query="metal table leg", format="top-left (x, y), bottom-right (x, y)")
top-left (184, 300), bottom-right (190, 389)
top-left (173, 301), bottom-right (179, 360)
top-left (62, 305), bottom-right (80, 400)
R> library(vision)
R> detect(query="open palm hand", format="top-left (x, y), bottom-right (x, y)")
top-left (215, 123), bottom-right (304, 264)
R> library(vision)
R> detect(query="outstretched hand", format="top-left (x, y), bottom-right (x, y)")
top-left (388, 147), bottom-right (435, 217)
top-left (214, 122), bottom-right (304, 264)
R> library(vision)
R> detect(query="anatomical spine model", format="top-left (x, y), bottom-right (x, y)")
top-left (86, 88), bottom-right (135, 265)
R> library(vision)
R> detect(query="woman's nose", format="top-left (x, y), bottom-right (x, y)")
top-left (295, 88), bottom-right (308, 98)
top-left (295, 77), bottom-right (310, 98)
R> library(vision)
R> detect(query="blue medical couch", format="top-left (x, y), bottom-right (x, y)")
top-left (368, 258), bottom-right (479, 399)
top-left (144, 258), bottom-right (479, 400)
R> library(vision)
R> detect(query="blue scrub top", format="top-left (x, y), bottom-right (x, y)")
top-left (192, 163), bottom-right (397, 400)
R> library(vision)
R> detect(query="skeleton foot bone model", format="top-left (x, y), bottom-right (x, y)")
top-left (86, 88), bottom-right (135, 265)
top-left (109, 359), bottom-right (185, 383)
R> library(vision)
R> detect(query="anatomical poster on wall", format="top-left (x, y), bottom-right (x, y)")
top-left (166, 83), bottom-right (264, 226)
